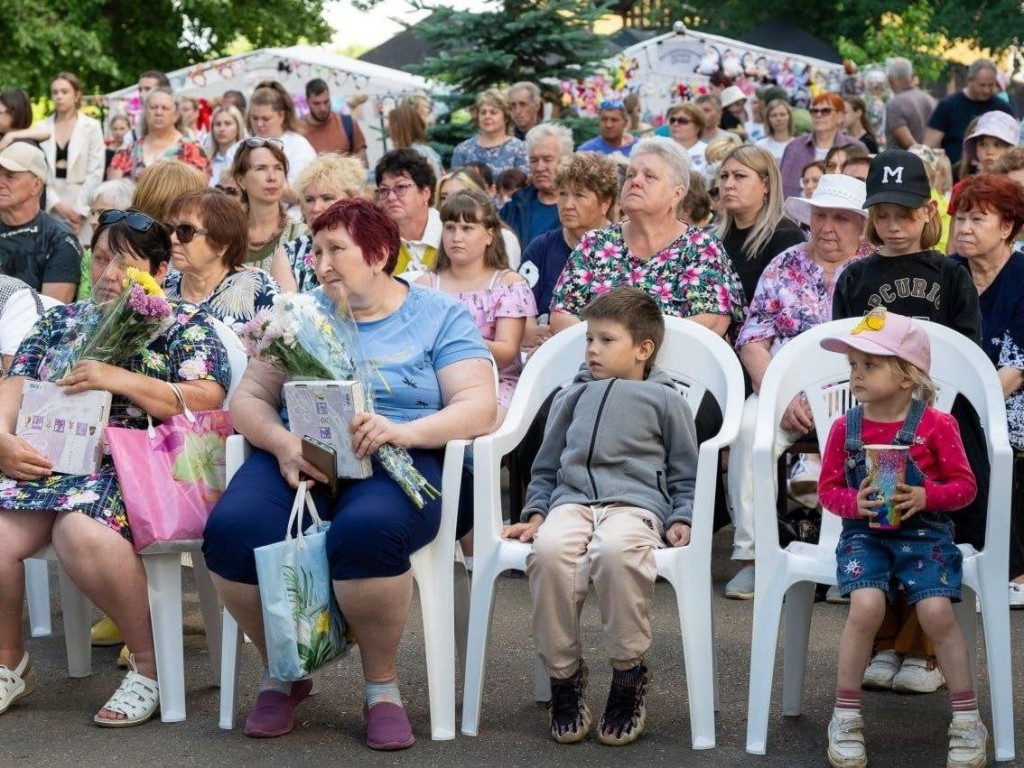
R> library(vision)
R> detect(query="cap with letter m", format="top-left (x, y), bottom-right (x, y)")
top-left (863, 148), bottom-right (931, 209)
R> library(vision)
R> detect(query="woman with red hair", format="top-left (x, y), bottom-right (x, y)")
top-left (950, 172), bottom-right (1024, 605)
top-left (780, 93), bottom-right (868, 199)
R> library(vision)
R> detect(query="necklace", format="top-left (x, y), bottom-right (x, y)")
top-left (249, 208), bottom-right (287, 249)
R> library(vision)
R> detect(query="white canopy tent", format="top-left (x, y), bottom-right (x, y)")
top-left (98, 46), bottom-right (442, 164)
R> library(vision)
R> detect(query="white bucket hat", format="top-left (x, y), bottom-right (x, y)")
top-left (719, 85), bottom-right (746, 109)
top-left (963, 111), bottom-right (1020, 160)
top-left (783, 174), bottom-right (868, 227)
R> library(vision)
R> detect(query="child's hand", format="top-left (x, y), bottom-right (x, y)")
top-left (503, 514), bottom-right (544, 542)
top-left (666, 522), bottom-right (691, 547)
top-left (891, 484), bottom-right (926, 520)
top-left (856, 477), bottom-right (882, 518)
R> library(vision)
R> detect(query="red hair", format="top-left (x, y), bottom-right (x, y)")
top-left (952, 173), bottom-right (1024, 244)
top-left (812, 92), bottom-right (844, 113)
top-left (311, 198), bottom-right (400, 274)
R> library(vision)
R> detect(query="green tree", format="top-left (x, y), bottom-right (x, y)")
top-left (0, 0), bottom-right (332, 97)
top-left (836, 0), bottom-right (947, 83)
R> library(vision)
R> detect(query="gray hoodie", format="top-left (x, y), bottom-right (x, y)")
top-left (522, 364), bottom-right (698, 527)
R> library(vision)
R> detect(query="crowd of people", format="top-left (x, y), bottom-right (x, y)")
top-left (0, 52), bottom-right (1022, 767)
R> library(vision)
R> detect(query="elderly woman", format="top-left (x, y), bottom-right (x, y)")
top-left (270, 152), bottom-right (366, 293)
top-left (780, 93), bottom-right (867, 199)
top-left (108, 88), bottom-right (208, 181)
top-left (666, 102), bottom-right (708, 177)
top-left (205, 104), bottom-right (246, 190)
top-left (201, 198), bottom-right (495, 749)
top-left (755, 98), bottom-right (795, 161)
top-left (716, 145), bottom-right (806, 304)
top-left (0, 210), bottom-right (229, 725)
top-left (949, 173), bottom-right (1024, 605)
top-left (450, 89), bottom-right (528, 179)
top-left (550, 137), bottom-right (744, 336)
top-left (723, 175), bottom-right (872, 599)
top-left (519, 152), bottom-right (618, 349)
top-left (162, 188), bottom-right (279, 326)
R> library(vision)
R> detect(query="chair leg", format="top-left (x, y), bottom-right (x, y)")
top-left (142, 553), bottom-right (186, 722)
top-left (56, 563), bottom-right (92, 678)
top-left (746, 578), bottom-right (787, 755)
top-left (460, 559), bottom-right (500, 736)
top-left (25, 559), bottom-right (53, 638)
top-left (414, 554), bottom-right (457, 741)
top-left (219, 609), bottom-right (242, 730)
top-left (781, 581), bottom-right (816, 717)
top-left (454, 560), bottom-right (470, 668)
top-left (673, 582), bottom-right (716, 749)
top-left (977, 584), bottom-right (1017, 761)
top-left (192, 555), bottom-right (223, 683)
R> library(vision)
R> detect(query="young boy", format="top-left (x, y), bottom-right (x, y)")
top-left (504, 287), bottom-right (698, 746)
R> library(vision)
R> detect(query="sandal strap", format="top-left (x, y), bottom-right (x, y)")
top-left (101, 670), bottom-right (160, 719)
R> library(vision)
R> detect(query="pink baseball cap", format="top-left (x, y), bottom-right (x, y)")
top-left (820, 307), bottom-right (931, 373)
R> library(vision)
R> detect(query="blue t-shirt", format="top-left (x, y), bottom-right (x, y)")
top-left (576, 136), bottom-right (634, 157)
top-left (500, 186), bottom-right (560, 249)
top-left (517, 227), bottom-right (572, 318)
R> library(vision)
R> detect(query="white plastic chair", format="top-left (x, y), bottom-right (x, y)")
top-left (745, 319), bottom-right (1015, 762)
top-left (217, 434), bottom-right (470, 741)
top-left (460, 316), bottom-right (745, 749)
top-left (24, 317), bottom-right (248, 722)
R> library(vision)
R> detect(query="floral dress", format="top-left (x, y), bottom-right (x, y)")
top-left (1, 301), bottom-right (231, 542)
top-left (163, 268), bottom-right (280, 328)
top-left (550, 223), bottom-right (745, 326)
top-left (450, 135), bottom-right (529, 179)
top-left (109, 135), bottom-right (209, 180)
top-left (283, 234), bottom-right (319, 293)
top-left (427, 271), bottom-right (537, 408)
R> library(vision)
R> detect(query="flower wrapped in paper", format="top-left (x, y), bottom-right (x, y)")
top-left (236, 292), bottom-right (440, 508)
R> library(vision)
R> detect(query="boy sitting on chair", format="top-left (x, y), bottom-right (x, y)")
top-left (503, 287), bottom-right (698, 746)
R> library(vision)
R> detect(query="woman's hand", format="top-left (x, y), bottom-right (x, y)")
top-left (666, 522), bottom-right (691, 547)
top-left (856, 477), bottom-right (882, 519)
top-left (349, 412), bottom-right (412, 459)
top-left (780, 394), bottom-right (814, 434)
top-left (0, 432), bottom-right (53, 481)
top-left (890, 483), bottom-right (926, 520)
top-left (503, 514), bottom-right (543, 542)
top-left (57, 361), bottom-right (129, 396)
top-left (275, 433), bottom-right (328, 490)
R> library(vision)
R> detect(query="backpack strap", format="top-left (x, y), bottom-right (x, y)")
top-left (341, 113), bottom-right (355, 151)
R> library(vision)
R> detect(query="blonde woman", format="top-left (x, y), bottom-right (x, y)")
top-left (206, 104), bottom-right (247, 189)
top-left (450, 89), bottom-right (528, 178)
top-left (755, 98), bottom-right (795, 161)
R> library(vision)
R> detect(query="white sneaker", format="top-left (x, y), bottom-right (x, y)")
top-left (862, 650), bottom-right (901, 690)
top-left (947, 713), bottom-right (988, 768)
top-left (892, 656), bottom-right (945, 693)
top-left (827, 710), bottom-right (867, 768)
top-left (0, 652), bottom-right (36, 715)
top-left (725, 565), bottom-right (755, 600)
top-left (789, 454), bottom-right (821, 508)
top-left (1009, 582), bottom-right (1024, 609)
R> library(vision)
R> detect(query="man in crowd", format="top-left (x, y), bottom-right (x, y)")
top-left (221, 89), bottom-right (247, 114)
top-left (0, 143), bottom-right (81, 303)
top-left (304, 78), bottom-right (367, 165)
top-left (925, 58), bottom-right (1016, 169)
top-left (500, 124), bottom-right (571, 249)
top-left (374, 149), bottom-right (439, 276)
top-left (577, 100), bottom-right (635, 157)
top-left (696, 94), bottom-right (740, 143)
top-left (508, 82), bottom-right (542, 141)
top-left (884, 57), bottom-right (936, 150)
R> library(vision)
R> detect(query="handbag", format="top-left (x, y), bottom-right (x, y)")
top-left (108, 382), bottom-right (233, 553)
top-left (255, 481), bottom-right (347, 681)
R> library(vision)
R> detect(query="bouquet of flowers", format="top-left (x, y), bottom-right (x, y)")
top-left (49, 267), bottom-right (174, 381)
top-left (237, 292), bottom-right (440, 508)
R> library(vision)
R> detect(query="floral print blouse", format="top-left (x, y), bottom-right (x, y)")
top-left (109, 135), bottom-right (210, 180)
top-left (283, 234), bottom-right (319, 293)
top-left (736, 241), bottom-right (873, 355)
top-left (163, 267), bottom-right (280, 328)
top-left (450, 135), bottom-right (529, 179)
top-left (550, 223), bottom-right (745, 324)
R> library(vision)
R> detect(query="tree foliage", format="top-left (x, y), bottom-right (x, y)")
top-left (836, 0), bottom-right (947, 83)
top-left (0, 0), bottom-right (331, 97)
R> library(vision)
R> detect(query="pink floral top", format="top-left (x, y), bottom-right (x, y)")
top-left (110, 136), bottom-right (209, 180)
top-left (550, 223), bottom-right (744, 324)
top-left (736, 241), bottom-right (874, 355)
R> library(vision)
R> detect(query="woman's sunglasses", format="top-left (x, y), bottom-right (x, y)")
top-left (97, 209), bottom-right (158, 232)
top-left (167, 223), bottom-right (209, 244)
top-left (215, 184), bottom-right (240, 197)
top-left (669, 117), bottom-right (693, 125)
top-left (243, 136), bottom-right (284, 150)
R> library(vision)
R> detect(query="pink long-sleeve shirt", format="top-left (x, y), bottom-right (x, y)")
top-left (819, 406), bottom-right (977, 519)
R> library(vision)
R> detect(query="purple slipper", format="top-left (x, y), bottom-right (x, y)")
top-left (243, 679), bottom-right (313, 738)
top-left (363, 702), bottom-right (416, 751)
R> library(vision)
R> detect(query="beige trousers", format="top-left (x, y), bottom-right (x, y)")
top-left (526, 503), bottom-right (663, 678)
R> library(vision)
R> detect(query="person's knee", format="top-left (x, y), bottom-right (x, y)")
top-left (52, 513), bottom-right (126, 562)
top-left (847, 590), bottom-right (887, 632)
top-left (914, 597), bottom-right (956, 635)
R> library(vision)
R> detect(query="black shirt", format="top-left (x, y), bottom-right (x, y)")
top-left (926, 92), bottom-right (1017, 167)
top-left (721, 217), bottom-right (805, 305)
top-left (0, 212), bottom-right (83, 293)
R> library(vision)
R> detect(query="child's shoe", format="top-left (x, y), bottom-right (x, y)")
top-left (596, 663), bottom-right (648, 746)
top-left (548, 661), bottom-right (591, 744)
top-left (862, 650), bottom-right (901, 690)
top-left (892, 656), bottom-right (944, 693)
top-left (947, 713), bottom-right (987, 768)
top-left (827, 710), bottom-right (867, 768)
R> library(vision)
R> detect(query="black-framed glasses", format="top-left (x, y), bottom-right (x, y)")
top-left (167, 222), bottom-right (209, 244)
top-left (243, 136), bottom-right (284, 150)
top-left (98, 209), bottom-right (158, 232)
top-left (215, 184), bottom-right (240, 197)
top-left (669, 116), bottom-right (693, 125)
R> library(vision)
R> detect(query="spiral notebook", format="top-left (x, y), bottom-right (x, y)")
top-left (283, 380), bottom-right (373, 479)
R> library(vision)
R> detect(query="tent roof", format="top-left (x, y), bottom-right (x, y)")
top-left (736, 22), bottom-right (842, 65)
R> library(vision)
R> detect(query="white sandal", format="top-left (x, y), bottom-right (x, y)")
top-left (94, 655), bottom-right (159, 728)
top-left (0, 652), bottom-right (36, 715)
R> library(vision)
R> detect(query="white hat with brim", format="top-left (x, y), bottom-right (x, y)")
top-left (0, 142), bottom-right (47, 182)
top-left (783, 174), bottom-right (868, 227)
top-left (963, 111), bottom-right (1020, 161)
top-left (720, 86), bottom-right (746, 108)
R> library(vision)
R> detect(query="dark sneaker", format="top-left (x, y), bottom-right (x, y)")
top-left (596, 664), bottom-right (649, 746)
top-left (548, 661), bottom-right (591, 744)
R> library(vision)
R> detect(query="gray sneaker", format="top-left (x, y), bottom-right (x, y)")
top-left (725, 565), bottom-right (755, 600)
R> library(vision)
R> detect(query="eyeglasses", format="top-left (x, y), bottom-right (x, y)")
top-left (375, 182), bottom-right (416, 200)
top-left (215, 184), bottom-right (240, 197)
top-left (243, 136), bottom-right (284, 150)
top-left (98, 209), bottom-right (158, 232)
top-left (669, 117), bottom-right (693, 125)
top-left (809, 107), bottom-right (834, 116)
top-left (167, 222), bottom-right (209, 244)
top-left (599, 99), bottom-right (624, 111)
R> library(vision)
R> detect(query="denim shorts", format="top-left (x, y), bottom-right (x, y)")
top-left (835, 515), bottom-right (963, 604)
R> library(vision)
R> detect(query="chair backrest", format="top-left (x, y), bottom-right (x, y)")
top-left (753, 318), bottom-right (1012, 557)
top-left (207, 317), bottom-right (248, 405)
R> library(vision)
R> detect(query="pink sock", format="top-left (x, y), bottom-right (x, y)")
top-left (835, 687), bottom-right (861, 711)
top-left (950, 689), bottom-right (978, 714)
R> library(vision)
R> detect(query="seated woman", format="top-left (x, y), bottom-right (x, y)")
top-left (162, 188), bottom-right (279, 327)
top-left (201, 198), bottom-right (495, 749)
top-left (0, 210), bottom-right (229, 725)
top-left (108, 88), bottom-right (208, 181)
top-left (724, 175), bottom-right (872, 600)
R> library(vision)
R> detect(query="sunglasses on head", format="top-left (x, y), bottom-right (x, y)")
top-left (669, 116), bottom-right (693, 125)
top-left (599, 99), bottom-right (624, 111)
top-left (243, 136), bottom-right (284, 150)
top-left (215, 184), bottom-right (240, 197)
top-left (167, 222), bottom-right (209, 244)
top-left (98, 209), bottom-right (158, 232)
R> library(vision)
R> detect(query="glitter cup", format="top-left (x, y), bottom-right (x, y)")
top-left (865, 444), bottom-right (908, 529)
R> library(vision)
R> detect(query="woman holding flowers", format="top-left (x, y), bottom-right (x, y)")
top-left (202, 198), bottom-right (495, 750)
top-left (0, 210), bottom-right (230, 725)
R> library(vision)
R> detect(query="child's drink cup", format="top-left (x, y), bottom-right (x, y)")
top-left (865, 444), bottom-right (908, 529)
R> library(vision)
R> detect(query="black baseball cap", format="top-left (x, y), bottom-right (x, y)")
top-left (863, 149), bottom-right (931, 209)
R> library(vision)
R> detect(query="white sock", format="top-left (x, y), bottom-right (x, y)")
top-left (365, 678), bottom-right (403, 709)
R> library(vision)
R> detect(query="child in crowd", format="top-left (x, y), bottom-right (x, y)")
top-left (817, 308), bottom-right (985, 768)
top-left (417, 188), bottom-right (535, 427)
top-left (495, 167), bottom-right (528, 207)
top-left (503, 287), bottom-right (697, 746)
